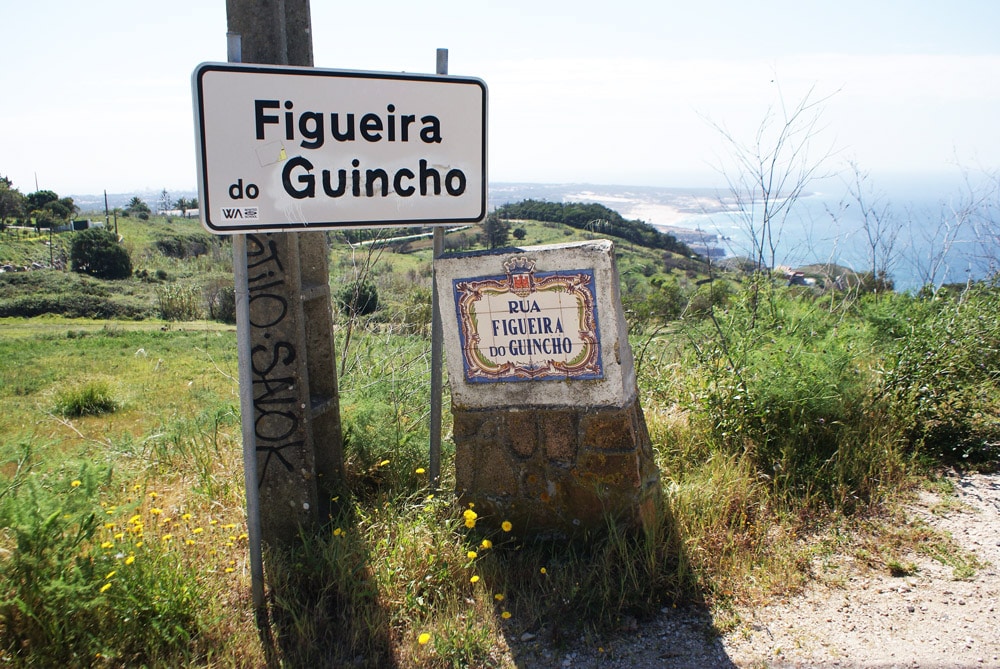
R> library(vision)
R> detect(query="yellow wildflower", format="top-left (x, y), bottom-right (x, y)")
top-left (467, 550), bottom-right (477, 560)
top-left (105, 570), bottom-right (116, 579)
top-left (100, 583), bottom-right (112, 593)
top-left (494, 593), bottom-right (504, 601)
top-left (418, 632), bottom-right (431, 645)
top-left (501, 611), bottom-right (511, 619)
top-left (125, 555), bottom-right (135, 565)
top-left (415, 467), bottom-right (426, 474)
top-left (149, 508), bottom-right (162, 516)
top-left (470, 575), bottom-right (480, 583)
top-left (100, 541), bottom-right (113, 549)
top-left (501, 521), bottom-right (513, 532)
top-left (192, 527), bottom-right (204, 534)
top-left (71, 480), bottom-right (82, 488)
top-left (480, 539), bottom-right (493, 549)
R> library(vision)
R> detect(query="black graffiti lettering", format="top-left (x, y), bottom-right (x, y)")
top-left (251, 341), bottom-right (296, 376)
top-left (255, 409), bottom-right (298, 443)
top-left (246, 235), bottom-right (284, 272)
top-left (247, 277), bottom-right (285, 293)
top-left (257, 440), bottom-right (302, 483)
top-left (253, 379), bottom-right (296, 407)
top-left (249, 293), bottom-right (288, 328)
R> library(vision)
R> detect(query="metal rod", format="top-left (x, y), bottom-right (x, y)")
top-left (429, 48), bottom-right (448, 487)
top-left (228, 30), bottom-right (265, 616)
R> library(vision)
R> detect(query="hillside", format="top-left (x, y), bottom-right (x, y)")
top-left (0, 201), bottom-right (721, 323)
top-left (2, 200), bottom-right (998, 666)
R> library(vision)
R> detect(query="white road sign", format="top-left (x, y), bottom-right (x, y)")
top-left (192, 62), bottom-right (487, 234)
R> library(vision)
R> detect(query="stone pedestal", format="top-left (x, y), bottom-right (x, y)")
top-left (453, 401), bottom-right (660, 538)
top-left (435, 240), bottom-right (661, 538)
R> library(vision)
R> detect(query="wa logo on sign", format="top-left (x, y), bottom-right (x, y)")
top-left (220, 206), bottom-right (260, 221)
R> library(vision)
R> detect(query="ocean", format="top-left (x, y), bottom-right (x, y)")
top-left (489, 177), bottom-right (999, 293)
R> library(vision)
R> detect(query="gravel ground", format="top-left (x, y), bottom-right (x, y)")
top-left (505, 471), bottom-right (1000, 668)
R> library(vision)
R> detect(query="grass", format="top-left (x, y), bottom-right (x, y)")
top-left (52, 378), bottom-right (120, 416)
top-left (1, 214), bottom-right (998, 665)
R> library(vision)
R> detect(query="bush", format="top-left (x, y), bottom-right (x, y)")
top-left (53, 379), bottom-right (119, 416)
top-left (205, 279), bottom-right (236, 324)
top-left (70, 228), bottom-right (132, 280)
top-left (0, 293), bottom-right (151, 319)
top-left (873, 285), bottom-right (1000, 464)
top-left (337, 278), bottom-right (379, 317)
top-left (0, 467), bottom-right (212, 664)
top-left (155, 284), bottom-right (203, 321)
top-left (684, 279), bottom-right (889, 508)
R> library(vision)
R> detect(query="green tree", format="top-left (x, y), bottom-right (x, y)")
top-left (173, 197), bottom-right (195, 215)
top-left (70, 227), bottom-right (132, 279)
top-left (30, 208), bottom-right (58, 230)
top-left (480, 212), bottom-right (510, 249)
top-left (0, 177), bottom-right (25, 227)
top-left (25, 190), bottom-right (59, 212)
top-left (512, 226), bottom-right (527, 241)
top-left (125, 197), bottom-right (151, 219)
top-left (44, 197), bottom-right (77, 223)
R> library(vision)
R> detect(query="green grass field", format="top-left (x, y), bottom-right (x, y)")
top-left (1, 213), bottom-right (998, 666)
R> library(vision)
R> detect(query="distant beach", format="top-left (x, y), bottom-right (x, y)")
top-left (490, 181), bottom-right (996, 291)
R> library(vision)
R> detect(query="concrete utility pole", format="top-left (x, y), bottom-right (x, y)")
top-left (226, 0), bottom-right (344, 546)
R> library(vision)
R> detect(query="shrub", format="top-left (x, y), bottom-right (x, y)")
top-left (683, 279), bottom-right (891, 508)
top-left (0, 293), bottom-right (151, 319)
top-left (155, 284), bottom-right (203, 321)
top-left (0, 467), bottom-right (212, 664)
top-left (873, 285), bottom-right (1000, 464)
top-left (336, 278), bottom-right (379, 317)
top-left (70, 228), bottom-right (132, 280)
top-left (205, 279), bottom-right (237, 324)
top-left (53, 379), bottom-right (119, 416)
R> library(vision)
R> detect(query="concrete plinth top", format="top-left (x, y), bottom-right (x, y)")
top-left (435, 239), bottom-right (636, 411)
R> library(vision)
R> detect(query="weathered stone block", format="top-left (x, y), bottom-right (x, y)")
top-left (506, 411), bottom-right (538, 459)
top-left (542, 411), bottom-right (578, 462)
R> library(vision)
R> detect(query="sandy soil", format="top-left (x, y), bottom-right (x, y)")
top-left (506, 471), bottom-right (1000, 668)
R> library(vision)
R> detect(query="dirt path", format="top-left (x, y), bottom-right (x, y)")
top-left (508, 471), bottom-right (1000, 668)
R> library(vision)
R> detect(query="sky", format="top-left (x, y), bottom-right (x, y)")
top-left (2, 0), bottom-right (999, 197)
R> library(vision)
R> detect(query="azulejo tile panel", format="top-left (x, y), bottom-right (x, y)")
top-left (452, 255), bottom-right (602, 383)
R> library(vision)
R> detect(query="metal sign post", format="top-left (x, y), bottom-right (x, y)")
top-left (226, 30), bottom-right (266, 618)
top-left (429, 48), bottom-right (448, 487)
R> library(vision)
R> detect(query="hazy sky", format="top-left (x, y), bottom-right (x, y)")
top-left (3, 0), bottom-right (999, 196)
